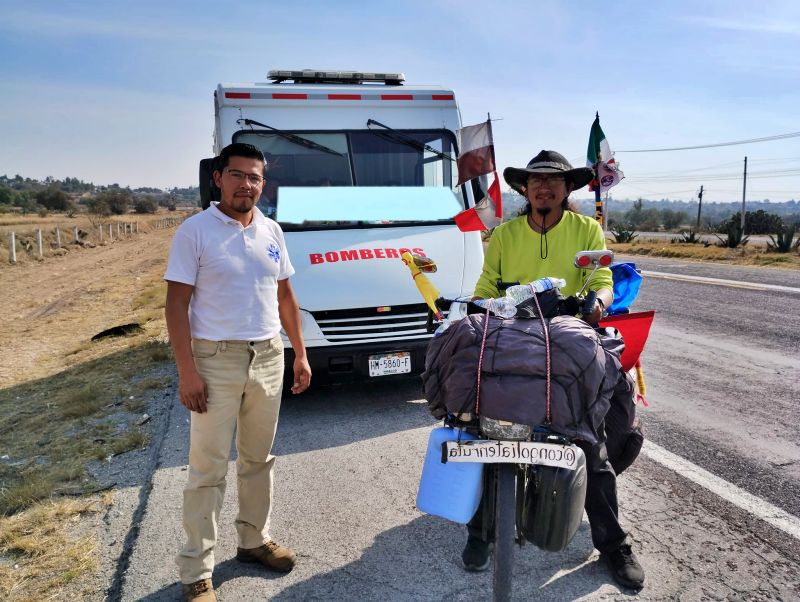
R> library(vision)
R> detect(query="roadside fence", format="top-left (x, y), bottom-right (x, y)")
top-left (4, 215), bottom-right (187, 265)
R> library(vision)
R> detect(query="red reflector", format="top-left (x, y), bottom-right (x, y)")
top-left (577, 256), bottom-right (591, 267)
top-left (272, 93), bottom-right (307, 100)
top-left (432, 95), bottom-right (454, 100)
top-left (328, 94), bottom-right (361, 100)
top-left (376, 306), bottom-right (391, 313)
top-left (225, 92), bottom-right (251, 99)
top-left (381, 94), bottom-right (413, 100)
top-left (599, 255), bottom-right (613, 267)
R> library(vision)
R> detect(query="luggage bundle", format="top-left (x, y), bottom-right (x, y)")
top-left (422, 313), bottom-right (623, 445)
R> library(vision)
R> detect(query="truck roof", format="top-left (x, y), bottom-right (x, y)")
top-left (216, 82), bottom-right (457, 108)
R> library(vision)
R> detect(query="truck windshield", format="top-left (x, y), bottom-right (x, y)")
top-left (234, 129), bottom-right (462, 226)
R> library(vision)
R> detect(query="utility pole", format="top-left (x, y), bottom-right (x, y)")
top-left (695, 185), bottom-right (704, 230)
top-left (740, 156), bottom-right (747, 234)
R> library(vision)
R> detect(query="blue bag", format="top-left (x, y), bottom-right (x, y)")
top-left (609, 262), bottom-right (642, 314)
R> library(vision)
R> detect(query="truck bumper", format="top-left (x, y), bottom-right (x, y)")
top-left (284, 339), bottom-right (431, 384)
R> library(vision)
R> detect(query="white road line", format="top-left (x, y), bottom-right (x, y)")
top-left (641, 270), bottom-right (800, 294)
top-left (641, 440), bottom-right (800, 541)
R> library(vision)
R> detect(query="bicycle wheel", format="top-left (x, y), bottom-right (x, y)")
top-left (492, 463), bottom-right (516, 602)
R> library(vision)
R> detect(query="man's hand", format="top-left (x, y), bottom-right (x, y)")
top-left (291, 356), bottom-right (311, 394)
top-left (179, 367), bottom-right (208, 413)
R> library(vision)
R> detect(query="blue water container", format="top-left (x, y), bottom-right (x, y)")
top-left (416, 427), bottom-right (483, 524)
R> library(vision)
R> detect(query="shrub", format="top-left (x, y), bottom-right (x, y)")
top-left (767, 224), bottom-right (799, 253)
top-left (671, 230), bottom-right (701, 244)
top-left (609, 224), bottom-right (638, 243)
top-left (133, 197), bottom-right (158, 214)
top-left (715, 222), bottom-right (749, 248)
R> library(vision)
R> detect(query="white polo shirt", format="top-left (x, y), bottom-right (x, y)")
top-left (164, 203), bottom-right (295, 341)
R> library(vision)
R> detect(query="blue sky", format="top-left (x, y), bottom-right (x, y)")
top-left (1, 0), bottom-right (799, 202)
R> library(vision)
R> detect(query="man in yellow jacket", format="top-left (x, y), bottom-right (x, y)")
top-left (464, 150), bottom-right (645, 590)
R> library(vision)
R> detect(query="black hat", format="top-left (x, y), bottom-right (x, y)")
top-left (503, 150), bottom-right (594, 195)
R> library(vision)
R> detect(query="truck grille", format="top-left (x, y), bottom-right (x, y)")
top-left (310, 303), bottom-right (444, 344)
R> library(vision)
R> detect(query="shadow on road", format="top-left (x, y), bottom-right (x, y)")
top-left (133, 516), bottom-right (621, 601)
top-left (273, 376), bottom-right (438, 456)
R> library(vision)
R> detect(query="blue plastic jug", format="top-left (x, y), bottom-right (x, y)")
top-left (416, 427), bottom-right (483, 524)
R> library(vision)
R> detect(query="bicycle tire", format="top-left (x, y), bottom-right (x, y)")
top-left (492, 463), bottom-right (516, 602)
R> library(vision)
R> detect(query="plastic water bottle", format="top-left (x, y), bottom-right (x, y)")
top-left (473, 277), bottom-right (568, 318)
top-left (505, 277), bottom-right (567, 304)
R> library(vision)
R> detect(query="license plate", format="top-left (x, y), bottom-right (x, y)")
top-left (443, 440), bottom-right (581, 470)
top-left (368, 352), bottom-right (411, 377)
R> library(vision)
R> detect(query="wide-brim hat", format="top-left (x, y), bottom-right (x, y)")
top-left (503, 150), bottom-right (594, 195)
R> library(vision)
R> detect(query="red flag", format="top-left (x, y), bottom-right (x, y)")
top-left (454, 171), bottom-right (503, 231)
top-left (456, 120), bottom-right (496, 185)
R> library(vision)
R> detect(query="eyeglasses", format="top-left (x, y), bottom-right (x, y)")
top-left (224, 168), bottom-right (265, 186)
top-left (527, 175), bottom-right (566, 188)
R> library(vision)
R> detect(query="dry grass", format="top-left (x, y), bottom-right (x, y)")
top-left (609, 241), bottom-right (800, 269)
top-left (0, 218), bottom-right (181, 600)
top-left (0, 498), bottom-right (108, 600)
top-left (0, 210), bottom-right (192, 264)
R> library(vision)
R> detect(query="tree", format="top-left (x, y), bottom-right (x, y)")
top-left (86, 196), bottom-right (112, 217)
top-left (95, 189), bottom-right (132, 215)
top-left (133, 197), bottom-right (158, 214)
top-left (720, 210), bottom-right (782, 235)
top-left (661, 209), bottom-right (687, 231)
top-left (35, 186), bottom-right (72, 211)
top-left (0, 184), bottom-right (14, 205)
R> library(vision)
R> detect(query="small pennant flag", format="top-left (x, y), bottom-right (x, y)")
top-left (456, 120), bottom-right (496, 185)
top-left (454, 171), bottom-right (502, 231)
top-left (587, 114), bottom-right (624, 192)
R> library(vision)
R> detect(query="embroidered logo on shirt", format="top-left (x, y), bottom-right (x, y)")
top-left (267, 243), bottom-right (281, 263)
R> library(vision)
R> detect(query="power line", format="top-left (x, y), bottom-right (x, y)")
top-left (617, 130), bottom-right (800, 153)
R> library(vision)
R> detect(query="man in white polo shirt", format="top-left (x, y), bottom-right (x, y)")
top-left (164, 142), bottom-right (311, 602)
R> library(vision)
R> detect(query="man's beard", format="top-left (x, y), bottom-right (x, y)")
top-left (535, 207), bottom-right (552, 216)
top-left (231, 197), bottom-right (254, 213)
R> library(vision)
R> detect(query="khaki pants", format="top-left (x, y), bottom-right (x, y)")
top-left (176, 336), bottom-right (284, 584)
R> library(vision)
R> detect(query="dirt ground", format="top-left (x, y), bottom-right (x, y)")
top-left (0, 222), bottom-right (179, 389)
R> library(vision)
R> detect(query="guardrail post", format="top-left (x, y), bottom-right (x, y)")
top-left (55, 225), bottom-right (62, 249)
top-left (109, 224), bottom-right (113, 241)
top-left (73, 226), bottom-right (79, 243)
top-left (99, 225), bottom-right (103, 241)
top-left (37, 229), bottom-right (43, 259)
top-left (8, 232), bottom-right (16, 264)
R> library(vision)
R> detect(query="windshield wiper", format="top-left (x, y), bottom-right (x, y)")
top-left (238, 118), bottom-right (345, 157)
top-left (366, 119), bottom-right (454, 162)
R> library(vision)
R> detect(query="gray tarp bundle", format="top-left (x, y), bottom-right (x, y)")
top-left (422, 314), bottom-right (627, 446)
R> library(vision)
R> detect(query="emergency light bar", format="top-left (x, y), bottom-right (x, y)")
top-left (267, 69), bottom-right (405, 85)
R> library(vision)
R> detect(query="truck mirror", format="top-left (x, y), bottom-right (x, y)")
top-left (198, 158), bottom-right (221, 210)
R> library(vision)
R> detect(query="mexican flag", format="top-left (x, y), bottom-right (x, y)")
top-left (453, 118), bottom-right (502, 231)
top-left (453, 171), bottom-right (502, 231)
top-left (587, 114), bottom-right (623, 192)
top-left (456, 120), bottom-right (496, 185)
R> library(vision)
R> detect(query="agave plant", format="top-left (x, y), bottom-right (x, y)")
top-left (671, 229), bottom-right (701, 244)
top-left (715, 223), bottom-right (749, 249)
top-left (767, 224), bottom-right (799, 253)
top-left (609, 224), bottom-right (638, 244)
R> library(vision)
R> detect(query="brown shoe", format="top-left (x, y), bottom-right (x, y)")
top-left (236, 540), bottom-right (297, 572)
top-left (182, 578), bottom-right (217, 601)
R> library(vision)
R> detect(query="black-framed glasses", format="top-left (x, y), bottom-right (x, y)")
top-left (224, 168), bottom-right (265, 185)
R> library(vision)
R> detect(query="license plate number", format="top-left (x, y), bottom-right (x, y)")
top-left (368, 352), bottom-right (411, 377)
top-left (443, 440), bottom-right (581, 470)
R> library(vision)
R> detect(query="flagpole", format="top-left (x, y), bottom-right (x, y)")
top-left (593, 112), bottom-right (603, 227)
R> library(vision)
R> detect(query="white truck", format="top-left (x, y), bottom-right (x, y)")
top-left (199, 69), bottom-right (484, 382)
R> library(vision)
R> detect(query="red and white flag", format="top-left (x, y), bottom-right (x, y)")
top-left (456, 120), bottom-right (496, 185)
top-left (453, 119), bottom-right (502, 231)
top-left (454, 171), bottom-right (503, 231)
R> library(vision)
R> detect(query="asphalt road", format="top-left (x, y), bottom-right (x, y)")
top-left (114, 257), bottom-right (800, 601)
